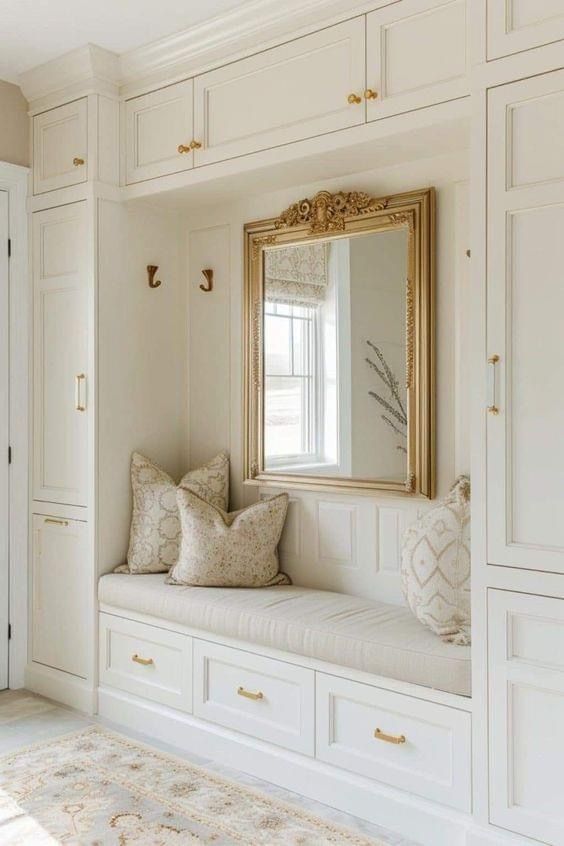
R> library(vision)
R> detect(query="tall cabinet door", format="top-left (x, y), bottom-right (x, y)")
top-left (33, 202), bottom-right (89, 507)
top-left (487, 69), bottom-right (564, 573)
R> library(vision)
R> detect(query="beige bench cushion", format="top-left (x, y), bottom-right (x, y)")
top-left (98, 575), bottom-right (471, 697)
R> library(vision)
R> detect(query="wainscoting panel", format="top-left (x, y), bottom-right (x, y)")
top-left (261, 488), bottom-right (426, 605)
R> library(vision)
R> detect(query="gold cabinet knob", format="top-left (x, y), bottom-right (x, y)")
top-left (347, 93), bottom-right (362, 105)
top-left (364, 89), bottom-right (378, 100)
top-left (177, 144), bottom-right (191, 154)
top-left (73, 157), bottom-right (85, 166)
top-left (190, 140), bottom-right (202, 150)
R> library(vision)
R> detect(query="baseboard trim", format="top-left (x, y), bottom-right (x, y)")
top-left (98, 685), bottom-right (470, 846)
top-left (25, 662), bottom-right (96, 714)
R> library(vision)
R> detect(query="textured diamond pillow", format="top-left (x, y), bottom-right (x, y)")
top-left (166, 489), bottom-right (291, 588)
top-left (400, 476), bottom-right (471, 644)
top-left (124, 451), bottom-right (229, 574)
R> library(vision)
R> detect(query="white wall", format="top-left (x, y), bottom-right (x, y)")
top-left (184, 150), bottom-right (469, 602)
top-left (0, 80), bottom-right (28, 167)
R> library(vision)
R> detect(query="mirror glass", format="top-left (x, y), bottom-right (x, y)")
top-left (263, 229), bottom-right (408, 481)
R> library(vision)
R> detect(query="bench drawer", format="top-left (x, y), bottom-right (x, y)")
top-left (316, 673), bottom-right (471, 811)
top-left (193, 639), bottom-right (314, 755)
top-left (99, 613), bottom-right (192, 712)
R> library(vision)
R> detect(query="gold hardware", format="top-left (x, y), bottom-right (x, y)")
top-left (132, 654), bottom-right (154, 666)
top-left (347, 93), bottom-right (362, 104)
top-left (200, 268), bottom-right (213, 292)
top-left (487, 354), bottom-right (500, 415)
top-left (237, 686), bottom-right (264, 701)
top-left (44, 518), bottom-right (69, 526)
top-left (147, 265), bottom-right (162, 289)
top-left (177, 144), bottom-right (191, 154)
top-left (374, 728), bottom-right (406, 745)
top-left (73, 157), bottom-right (85, 167)
top-left (75, 374), bottom-right (86, 412)
top-left (190, 140), bottom-right (202, 150)
top-left (364, 89), bottom-right (378, 100)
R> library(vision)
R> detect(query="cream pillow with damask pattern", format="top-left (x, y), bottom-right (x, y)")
top-left (123, 452), bottom-right (229, 574)
top-left (400, 476), bottom-right (471, 644)
top-left (166, 489), bottom-right (290, 588)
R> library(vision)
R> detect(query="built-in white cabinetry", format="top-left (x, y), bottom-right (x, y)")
top-left (366, 0), bottom-right (467, 121)
top-left (487, 0), bottom-right (564, 59)
top-left (32, 202), bottom-right (90, 508)
top-left (125, 79), bottom-right (194, 184)
top-left (33, 99), bottom-right (88, 195)
top-left (31, 514), bottom-right (89, 678)
top-left (489, 589), bottom-right (564, 845)
top-left (192, 18), bottom-right (365, 169)
top-left (487, 68), bottom-right (564, 574)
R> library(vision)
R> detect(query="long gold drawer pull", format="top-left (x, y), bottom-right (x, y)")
top-left (75, 373), bottom-right (86, 412)
top-left (237, 686), bottom-right (264, 701)
top-left (44, 518), bottom-right (69, 526)
top-left (132, 654), bottom-right (154, 666)
top-left (374, 728), bottom-right (406, 745)
top-left (487, 354), bottom-right (500, 415)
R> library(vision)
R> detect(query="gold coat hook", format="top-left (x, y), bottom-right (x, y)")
top-left (147, 265), bottom-right (162, 288)
top-left (200, 268), bottom-right (213, 292)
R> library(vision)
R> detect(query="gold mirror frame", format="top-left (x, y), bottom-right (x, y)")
top-left (244, 187), bottom-right (435, 498)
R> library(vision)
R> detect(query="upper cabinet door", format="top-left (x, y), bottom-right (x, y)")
top-left (487, 0), bottom-right (564, 59)
top-left (193, 18), bottom-right (365, 168)
top-left (33, 202), bottom-right (89, 508)
top-left (33, 98), bottom-right (88, 195)
top-left (487, 69), bottom-right (564, 573)
top-left (366, 0), bottom-right (468, 122)
top-left (125, 79), bottom-right (194, 184)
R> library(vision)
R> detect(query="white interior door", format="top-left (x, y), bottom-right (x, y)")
top-left (0, 191), bottom-right (8, 690)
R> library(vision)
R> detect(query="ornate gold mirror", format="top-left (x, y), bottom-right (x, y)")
top-left (244, 188), bottom-right (435, 497)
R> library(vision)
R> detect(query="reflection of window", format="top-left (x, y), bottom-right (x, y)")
top-left (264, 302), bottom-right (318, 464)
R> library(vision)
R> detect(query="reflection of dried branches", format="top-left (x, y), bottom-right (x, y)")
top-left (366, 341), bottom-right (407, 454)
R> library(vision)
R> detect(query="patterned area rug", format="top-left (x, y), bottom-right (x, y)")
top-left (0, 725), bottom-right (383, 844)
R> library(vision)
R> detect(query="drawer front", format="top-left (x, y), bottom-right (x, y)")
top-left (489, 590), bottom-right (564, 844)
top-left (316, 673), bottom-right (471, 811)
top-left (193, 18), bottom-right (365, 168)
top-left (193, 640), bottom-right (314, 755)
top-left (33, 99), bottom-right (88, 194)
top-left (99, 613), bottom-right (192, 712)
top-left (125, 79), bottom-right (194, 184)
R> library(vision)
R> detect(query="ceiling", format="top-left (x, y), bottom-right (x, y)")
top-left (0, 0), bottom-right (245, 83)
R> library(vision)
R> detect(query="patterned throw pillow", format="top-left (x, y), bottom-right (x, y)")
top-left (400, 476), bottom-right (471, 644)
top-left (124, 452), bottom-right (230, 574)
top-left (166, 489), bottom-right (291, 588)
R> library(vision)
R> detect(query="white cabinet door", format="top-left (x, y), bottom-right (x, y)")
top-left (125, 79), bottom-right (194, 184)
top-left (366, 0), bottom-right (468, 122)
top-left (32, 514), bottom-right (89, 678)
top-left (193, 18), bottom-right (365, 168)
top-left (487, 0), bottom-right (564, 59)
top-left (33, 202), bottom-right (89, 507)
top-left (33, 99), bottom-right (88, 195)
top-left (487, 70), bottom-right (564, 573)
top-left (489, 589), bottom-right (564, 844)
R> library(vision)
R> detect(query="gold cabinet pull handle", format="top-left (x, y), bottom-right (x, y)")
top-left (374, 728), bottom-right (406, 745)
top-left (44, 518), bottom-right (69, 527)
top-left (190, 140), bottom-right (202, 150)
top-left (75, 373), bottom-right (86, 412)
top-left (177, 144), bottom-right (191, 154)
top-left (73, 157), bottom-right (85, 166)
top-left (237, 686), bottom-right (264, 701)
top-left (347, 93), bottom-right (362, 105)
top-left (364, 89), bottom-right (378, 100)
top-left (132, 654), bottom-right (154, 666)
top-left (487, 354), bottom-right (500, 415)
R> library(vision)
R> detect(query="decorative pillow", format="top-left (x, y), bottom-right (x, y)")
top-left (166, 489), bottom-right (291, 588)
top-left (400, 476), bottom-right (471, 644)
top-left (124, 451), bottom-right (230, 574)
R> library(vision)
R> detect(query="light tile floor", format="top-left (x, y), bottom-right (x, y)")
top-left (0, 689), bottom-right (420, 846)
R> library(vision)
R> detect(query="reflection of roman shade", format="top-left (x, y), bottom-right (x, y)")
top-left (264, 243), bottom-right (328, 306)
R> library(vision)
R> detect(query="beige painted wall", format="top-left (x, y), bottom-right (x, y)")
top-left (0, 79), bottom-right (29, 167)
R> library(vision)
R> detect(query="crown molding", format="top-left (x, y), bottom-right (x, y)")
top-left (19, 43), bottom-right (120, 111)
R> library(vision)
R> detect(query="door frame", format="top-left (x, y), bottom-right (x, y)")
top-left (0, 162), bottom-right (29, 688)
